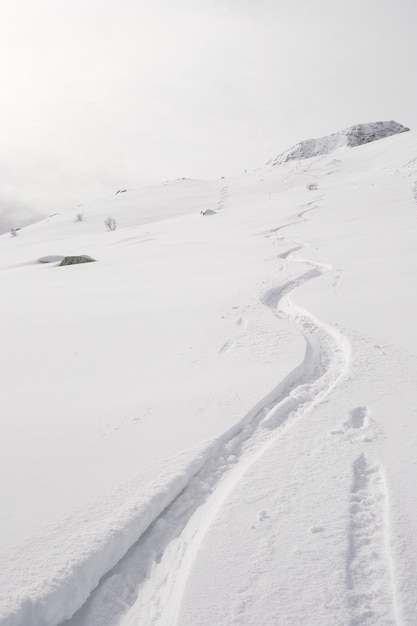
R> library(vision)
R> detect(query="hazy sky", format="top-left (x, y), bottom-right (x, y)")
top-left (0, 0), bottom-right (416, 228)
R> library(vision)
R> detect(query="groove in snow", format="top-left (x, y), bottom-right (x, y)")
top-left (347, 454), bottom-right (398, 626)
top-left (61, 207), bottom-right (350, 626)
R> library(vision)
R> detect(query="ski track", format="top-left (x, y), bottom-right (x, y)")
top-left (62, 201), bottom-right (350, 626)
top-left (347, 454), bottom-right (398, 626)
top-left (412, 181), bottom-right (417, 205)
top-left (277, 245), bottom-right (303, 260)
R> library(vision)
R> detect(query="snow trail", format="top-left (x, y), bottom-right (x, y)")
top-left (63, 204), bottom-right (350, 626)
top-left (217, 186), bottom-right (228, 210)
top-left (347, 455), bottom-right (398, 625)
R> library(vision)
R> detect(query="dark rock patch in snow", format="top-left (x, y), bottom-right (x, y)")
top-left (267, 121), bottom-right (410, 166)
top-left (59, 255), bottom-right (96, 266)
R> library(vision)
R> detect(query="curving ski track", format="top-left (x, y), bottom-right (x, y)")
top-left (63, 206), bottom-right (350, 626)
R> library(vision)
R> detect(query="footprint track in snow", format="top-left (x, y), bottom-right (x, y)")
top-left (218, 316), bottom-right (247, 357)
top-left (217, 186), bottom-right (229, 210)
top-left (330, 406), bottom-right (379, 443)
top-left (345, 406), bottom-right (369, 430)
top-left (347, 454), bottom-right (398, 625)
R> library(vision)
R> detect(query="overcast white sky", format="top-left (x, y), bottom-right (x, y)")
top-left (0, 0), bottom-right (416, 228)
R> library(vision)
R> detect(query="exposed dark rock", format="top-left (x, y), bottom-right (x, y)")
top-left (59, 255), bottom-right (96, 266)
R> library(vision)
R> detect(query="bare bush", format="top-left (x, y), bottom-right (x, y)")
top-left (74, 213), bottom-right (84, 222)
top-left (104, 216), bottom-right (117, 231)
top-left (10, 228), bottom-right (18, 237)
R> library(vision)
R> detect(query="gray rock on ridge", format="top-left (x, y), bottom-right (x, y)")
top-left (267, 120), bottom-right (410, 166)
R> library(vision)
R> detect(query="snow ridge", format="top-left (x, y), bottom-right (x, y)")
top-left (266, 121), bottom-right (409, 166)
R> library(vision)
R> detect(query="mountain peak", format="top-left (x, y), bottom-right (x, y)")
top-left (267, 120), bottom-right (410, 166)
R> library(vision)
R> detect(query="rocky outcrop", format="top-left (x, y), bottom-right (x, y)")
top-left (267, 121), bottom-right (410, 166)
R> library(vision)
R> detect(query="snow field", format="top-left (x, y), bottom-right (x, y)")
top-left (1, 129), bottom-right (417, 625)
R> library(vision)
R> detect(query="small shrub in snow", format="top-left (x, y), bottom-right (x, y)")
top-left (307, 182), bottom-right (318, 191)
top-left (104, 216), bottom-right (117, 231)
top-left (10, 228), bottom-right (18, 237)
top-left (74, 213), bottom-right (84, 222)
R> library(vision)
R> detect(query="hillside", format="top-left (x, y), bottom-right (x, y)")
top-left (1, 127), bottom-right (417, 626)
top-left (266, 120), bottom-right (409, 165)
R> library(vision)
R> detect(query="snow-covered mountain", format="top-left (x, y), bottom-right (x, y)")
top-left (1, 125), bottom-right (417, 626)
top-left (266, 120), bottom-right (409, 165)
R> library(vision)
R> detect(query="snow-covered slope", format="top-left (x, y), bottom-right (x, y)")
top-left (266, 120), bottom-right (409, 165)
top-left (1, 128), bottom-right (417, 626)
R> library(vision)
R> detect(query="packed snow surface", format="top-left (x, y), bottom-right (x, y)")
top-left (266, 120), bottom-right (410, 165)
top-left (1, 128), bottom-right (417, 626)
